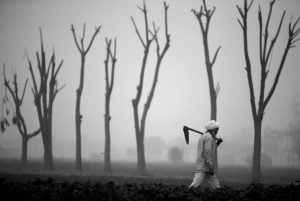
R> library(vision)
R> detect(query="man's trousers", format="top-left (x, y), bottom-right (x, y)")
top-left (189, 172), bottom-right (221, 189)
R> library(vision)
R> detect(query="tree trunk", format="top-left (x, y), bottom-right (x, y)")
top-left (208, 68), bottom-right (217, 121)
top-left (43, 130), bottom-right (54, 170)
top-left (71, 24), bottom-right (101, 172)
top-left (75, 106), bottom-right (82, 171)
top-left (136, 133), bottom-right (146, 173)
top-left (236, 0), bottom-right (300, 183)
top-left (75, 57), bottom-right (85, 171)
top-left (39, 126), bottom-right (53, 170)
top-left (21, 136), bottom-right (28, 168)
top-left (203, 33), bottom-right (218, 122)
top-left (133, 101), bottom-right (147, 174)
top-left (133, 102), bottom-right (146, 173)
top-left (26, 29), bottom-right (65, 170)
top-left (131, 2), bottom-right (170, 175)
top-left (252, 118), bottom-right (262, 182)
top-left (104, 97), bottom-right (111, 173)
top-left (103, 38), bottom-right (116, 173)
top-left (104, 119), bottom-right (111, 172)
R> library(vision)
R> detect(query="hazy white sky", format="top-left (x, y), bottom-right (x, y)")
top-left (0, 0), bottom-right (299, 160)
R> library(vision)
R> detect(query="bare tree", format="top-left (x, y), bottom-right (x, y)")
top-left (131, 1), bottom-right (170, 173)
top-left (191, 0), bottom-right (221, 121)
top-left (191, 0), bottom-right (221, 175)
top-left (71, 24), bottom-right (101, 171)
top-left (26, 28), bottom-right (65, 170)
top-left (103, 38), bottom-right (117, 173)
top-left (236, 0), bottom-right (300, 181)
top-left (3, 65), bottom-right (40, 167)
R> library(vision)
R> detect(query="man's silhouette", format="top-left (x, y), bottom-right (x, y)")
top-left (189, 120), bottom-right (222, 189)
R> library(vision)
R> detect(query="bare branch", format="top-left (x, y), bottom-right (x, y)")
top-left (258, 6), bottom-right (263, 65)
top-left (54, 60), bottom-right (64, 79)
top-left (262, 11), bottom-right (298, 112)
top-left (36, 52), bottom-right (41, 73)
top-left (211, 46), bottom-right (221, 67)
top-left (85, 25), bottom-right (101, 54)
top-left (113, 38), bottom-right (117, 59)
top-left (46, 54), bottom-right (54, 79)
top-left (265, 11), bottom-right (285, 64)
top-left (109, 38), bottom-right (117, 93)
top-left (131, 17), bottom-right (146, 48)
top-left (105, 38), bottom-right (114, 59)
top-left (28, 128), bottom-right (41, 138)
top-left (136, 5), bottom-right (144, 12)
top-left (292, 17), bottom-right (300, 31)
top-left (28, 59), bottom-right (38, 98)
top-left (262, 0), bottom-right (276, 63)
top-left (142, 0), bottom-right (149, 42)
top-left (151, 22), bottom-right (160, 56)
top-left (193, 6), bottom-right (205, 34)
top-left (56, 84), bottom-right (66, 94)
top-left (52, 84), bottom-right (66, 103)
top-left (291, 38), bottom-right (300, 46)
top-left (291, 28), bottom-right (300, 40)
top-left (39, 27), bottom-right (44, 55)
top-left (236, 0), bottom-right (258, 118)
top-left (140, 1), bottom-right (170, 136)
top-left (20, 79), bottom-right (28, 103)
top-left (263, 42), bottom-right (289, 111)
top-left (164, 1), bottom-right (169, 38)
top-left (132, 1), bottom-right (170, 148)
top-left (236, 5), bottom-right (244, 19)
top-left (71, 24), bottom-right (82, 52)
top-left (202, 0), bottom-right (208, 13)
top-left (104, 38), bottom-right (111, 92)
top-left (79, 23), bottom-right (86, 50)
top-left (289, 17), bottom-right (300, 45)
top-left (210, 6), bottom-right (216, 18)
top-left (247, 0), bottom-right (255, 11)
top-left (237, 19), bottom-right (244, 29)
top-left (38, 29), bottom-right (47, 81)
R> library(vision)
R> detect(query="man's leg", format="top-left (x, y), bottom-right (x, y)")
top-left (206, 174), bottom-right (221, 189)
top-left (189, 172), bottom-right (206, 188)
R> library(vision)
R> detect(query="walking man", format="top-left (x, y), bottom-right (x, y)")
top-left (189, 120), bottom-right (222, 189)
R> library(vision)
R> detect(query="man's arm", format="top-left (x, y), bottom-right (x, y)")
top-left (216, 138), bottom-right (223, 147)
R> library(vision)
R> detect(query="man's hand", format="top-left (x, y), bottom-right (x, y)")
top-left (216, 138), bottom-right (223, 146)
top-left (207, 170), bottom-right (214, 176)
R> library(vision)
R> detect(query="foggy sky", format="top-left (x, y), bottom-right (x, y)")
top-left (0, 0), bottom-right (300, 163)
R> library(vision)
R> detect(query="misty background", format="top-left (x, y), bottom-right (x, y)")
top-left (0, 0), bottom-right (299, 167)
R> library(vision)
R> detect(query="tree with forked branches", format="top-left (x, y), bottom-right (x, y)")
top-left (131, 1), bottom-right (170, 173)
top-left (2, 65), bottom-right (40, 167)
top-left (103, 38), bottom-right (117, 173)
top-left (26, 28), bottom-right (65, 170)
top-left (236, 0), bottom-right (300, 181)
top-left (191, 0), bottom-right (221, 175)
top-left (191, 0), bottom-right (221, 121)
top-left (71, 24), bottom-right (101, 171)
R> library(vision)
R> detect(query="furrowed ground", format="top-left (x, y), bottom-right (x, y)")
top-left (1, 159), bottom-right (300, 201)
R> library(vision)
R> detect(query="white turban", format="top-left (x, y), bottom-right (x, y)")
top-left (205, 120), bottom-right (219, 131)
